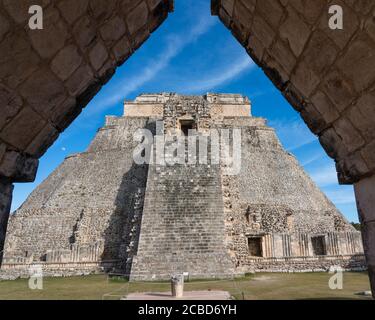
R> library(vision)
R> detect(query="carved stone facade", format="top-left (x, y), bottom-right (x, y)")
top-left (0, 94), bottom-right (365, 280)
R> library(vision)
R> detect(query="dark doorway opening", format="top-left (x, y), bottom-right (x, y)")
top-left (180, 120), bottom-right (194, 136)
top-left (248, 237), bottom-right (263, 257)
top-left (311, 236), bottom-right (326, 256)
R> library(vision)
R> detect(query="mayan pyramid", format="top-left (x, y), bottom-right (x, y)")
top-left (0, 93), bottom-right (365, 280)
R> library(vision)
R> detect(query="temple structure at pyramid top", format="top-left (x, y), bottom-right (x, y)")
top-left (0, 93), bottom-right (365, 280)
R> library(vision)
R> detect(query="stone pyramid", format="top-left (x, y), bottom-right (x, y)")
top-left (0, 93), bottom-right (365, 280)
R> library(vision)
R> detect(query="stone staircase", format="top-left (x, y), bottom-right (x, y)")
top-left (129, 155), bottom-right (234, 280)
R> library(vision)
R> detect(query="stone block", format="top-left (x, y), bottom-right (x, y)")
top-left (0, 85), bottom-right (23, 130)
top-left (233, 0), bottom-right (252, 38)
top-left (269, 39), bottom-right (297, 75)
top-left (132, 25), bottom-right (150, 51)
top-left (247, 35), bottom-right (265, 64)
top-left (0, 106), bottom-right (46, 150)
top-left (126, 1), bottom-right (149, 35)
top-left (256, 0), bottom-right (284, 29)
top-left (89, 0), bottom-right (117, 23)
top-left (336, 35), bottom-right (375, 93)
top-left (333, 116), bottom-right (365, 153)
top-left (319, 127), bottom-right (348, 160)
top-left (322, 69), bottom-right (355, 112)
top-left (291, 61), bottom-right (320, 97)
top-left (346, 93), bottom-right (375, 142)
top-left (50, 97), bottom-right (78, 131)
top-left (73, 16), bottom-right (96, 50)
top-left (300, 102), bottom-right (327, 134)
top-left (251, 15), bottom-right (275, 49)
top-left (147, 0), bottom-right (164, 11)
top-left (282, 83), bottom-right (305, 112)
top-left (51, 45), bottom-right (83, 81)
top-left (0, 151), bottom-right (38, 182)
top-left (221, 0), bottom-right (235, 16)
top-left (19, 68), bottom-right (66, 119)
top-left (100, 16), bottom-right (126, 44)
top-left (359, 221), bottom-right (375, 266)
top-left (310, 90), bottom-right (340, 124)
top-left (0, 144), bottom-right (6, 162)
top-left (287, 0), bottom-right (325, 25)
top-left (337, 151), bottom-right (369, 184)
top-left (65, 64), bottom-right (94, 96)
top-left (238, 0), bottom-right (256, 13)
top-left (345, 0), bottom-right (375, 14)
top-left (300, 30), bottom-right (338, 77)
top-left (25, 123), bottom-right (59, 158)
top-left (354, 175), bottom-right (375, 224)
top-left (218, 7), bottom-right (232, 30)
top-left (28, 7), bottom-right (69, 59)
top-left (263, 55), bottom-right (290, 89)
top-left (112, 36), bottom-right (132, 65)
top-left (365, 14), bottom-right (375, 43)
top-left (361, 140), bottom-right (375, 171)
top-left (0, 12), bottom-right (10, 41)
top-left (89, 41), bottom-right (109, 71)
top-left (57, 0), bottom-right (89, 25)
top-left (0, 34), bottom-right (40, 89)
top-left (279, 6), bottom-right (311, 57)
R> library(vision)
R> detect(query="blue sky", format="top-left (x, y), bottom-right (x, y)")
top-left (11, 0), bottom-right (359, 222)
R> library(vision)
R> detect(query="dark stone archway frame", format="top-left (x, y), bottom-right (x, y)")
top-left (0, 0), bottom-right (374, 297)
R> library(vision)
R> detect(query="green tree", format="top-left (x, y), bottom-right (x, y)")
top-left (351, 222), bottom-right (361, 231)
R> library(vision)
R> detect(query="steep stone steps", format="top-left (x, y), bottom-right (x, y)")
top-left (129, 161), bottom-right (233, 280)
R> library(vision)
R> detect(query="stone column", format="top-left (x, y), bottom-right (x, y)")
top-left (0, 179), bottom-right (13, 265)
top-left (354, 174), bottom-right (375, 298)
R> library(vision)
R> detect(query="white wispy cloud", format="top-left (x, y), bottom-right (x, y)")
top-left (324, 188), bottom-right (356, 205)
top-left (269, 119), bottom-right (318, 151)
top-left (177, 54), bottom-right (254, 94)
top-left (300, 151), bottom-right (325, 167)
top-left (87, 15), bottom-right (217, 116)
top-left (248, 88), bottom-right (276, 99)
top-left (308, 164), bottom-right (339, 187)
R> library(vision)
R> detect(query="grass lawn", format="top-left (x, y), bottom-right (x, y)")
top-left (0, 272), bottom-right (372, 300)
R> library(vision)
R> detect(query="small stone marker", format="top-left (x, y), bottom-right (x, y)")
top-left (171, 274), bottom-right (184, 298)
